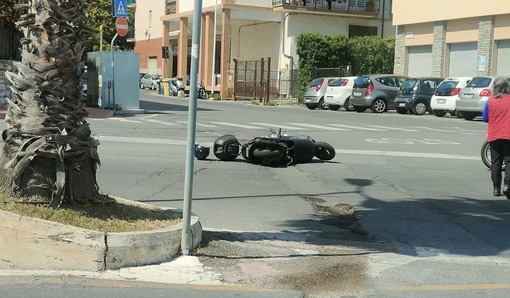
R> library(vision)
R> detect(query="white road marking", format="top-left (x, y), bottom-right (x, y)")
top-left (248, 123), bottom-right (305, 131)
top-left (210, 121), bottom-right (262, 129)
top-left (109, 118), bottom-right (143, 123)
top-left (286, 123), bottom-right (348, 131)
top-left (329, 124), bottom-right (385, 131)
top-left (96, 135), bottom-right (479, 160)
top-left (176, 120), bottom-right (218, 128)
top-left (367, 125), bottom-right (419, 132)
top-left (145, 119), bottom-right (180, 126)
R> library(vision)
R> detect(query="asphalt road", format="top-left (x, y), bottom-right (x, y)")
top-left (4, 90), bottom-right (510, 297)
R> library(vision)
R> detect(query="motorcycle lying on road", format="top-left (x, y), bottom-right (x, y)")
top-left (208, 128), bottom-right (335, 167)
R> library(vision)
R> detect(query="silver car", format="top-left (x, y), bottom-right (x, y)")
top-left (304, 77), bottom-right (339, 110)
top-left (140, 74), bottom-right (162, 90)
top-left (456, 76), bottom-right (495, 120)
top-left (350, 74), bottom-right (409, 113)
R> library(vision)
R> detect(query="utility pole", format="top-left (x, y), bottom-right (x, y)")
top-left (181, 0), bottom-right (203, 256)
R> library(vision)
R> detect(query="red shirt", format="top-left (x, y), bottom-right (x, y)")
top-left (487, 95), bottom-right (510, 142)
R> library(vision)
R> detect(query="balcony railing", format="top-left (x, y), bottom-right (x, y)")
top-left (272, 0), bottom-right (378, 14)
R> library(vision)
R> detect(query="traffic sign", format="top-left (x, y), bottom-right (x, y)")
top-left (113, 0), bottom-right (127, 17)
top-left (115, 17), bottom-right (128, 37)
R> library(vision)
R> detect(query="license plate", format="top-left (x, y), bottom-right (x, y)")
top-left (463, 94), bottom-right (474, 99)
top-left (326, 96), bottom-right (333, 100)
top-left (354, 91), bottom-right (362, 96)
top-left (398, 103), bottom-right (406, 107)
top-left (436, 99), bottom-right (446, 104)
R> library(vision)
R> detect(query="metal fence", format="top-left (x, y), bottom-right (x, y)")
top-left (0, 27), bottom-right (22, 61)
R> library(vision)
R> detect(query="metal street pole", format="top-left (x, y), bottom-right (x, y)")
top-left (181, 0), bottom-right (202, 256)
top-left (211, 0), bottom-right (218, 97)
top-left (110, 33), bottom-right (118, 115)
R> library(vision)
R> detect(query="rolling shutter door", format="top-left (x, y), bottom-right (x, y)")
top-left (496, 40), bottom-right (510, 76)
top-left (448, 43), bottom-right (477, 77)
top-left (407, 46), bottom-right (432, 77)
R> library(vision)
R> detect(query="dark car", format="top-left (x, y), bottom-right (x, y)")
top-left (350, 74), bottom-right (409, 113)
top-left (394, 77), bottom-right (444, 115)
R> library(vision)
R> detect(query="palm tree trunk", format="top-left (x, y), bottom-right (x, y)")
top-left (0, 0), bottom-right (100, 208)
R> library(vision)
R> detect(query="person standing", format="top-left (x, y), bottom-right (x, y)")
top-left (482, 76), bottom-right (510, 197)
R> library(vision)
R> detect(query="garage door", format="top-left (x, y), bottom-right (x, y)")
top-left (407, 46), bottom-right (432, 77)
top-left (496, 40), bottom-right (510, 76)
top-left (448, 42), bottom-right (477, 77)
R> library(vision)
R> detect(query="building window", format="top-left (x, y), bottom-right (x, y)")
top-left (349, 25), bottom-right (377, 37)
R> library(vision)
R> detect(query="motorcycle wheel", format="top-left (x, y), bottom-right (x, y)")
top-left (481, 140), bottom-right (491, 169)
top-left (198, 89), bottom-right (206, 99)
top-left (314, 141), bottom-right (336, 161)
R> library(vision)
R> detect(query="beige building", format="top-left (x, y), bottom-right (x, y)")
top-left (133, 0), bottom-right (393, 99)
top-left (392, 0), bottom-right (510, 78)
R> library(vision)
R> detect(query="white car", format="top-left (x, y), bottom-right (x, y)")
top-left (430, 77), bottom-right (472, 117)
top-left (324, 76), bottom-right (357, 111)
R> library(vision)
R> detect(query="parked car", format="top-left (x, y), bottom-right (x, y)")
top-left (430, 77), bottom-right (472, 117)
top-left (324, 76), bottom-right (357, 111)
top-left (139, 72), bottom-right (147, 84)
top-left (350, 74), bottom-right (409, 113)
top-left (456, 76), bottom-right (499, 120)
top-left (304, 77), bottom-right (340, 110)
top-left (394, 77), bottom-right (444, 115)
top-left (140, 73), bottom-right (162, 90)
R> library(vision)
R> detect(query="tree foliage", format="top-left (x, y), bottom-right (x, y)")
top-left (0, 0), bottom-right (22, 28)
top-left (296, 32), bottom-right (395, 102)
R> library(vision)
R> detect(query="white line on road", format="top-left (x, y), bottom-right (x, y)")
top-left (176, 120), bottom-right (218, 128)
top-left (145, 119), bottom-right (180, 126)
top-left (367, 125), bottom-right (419, 132)
top-left (286, 123), bottom-right (348, 131)
top-left (210, 121), bottom-right (262, 129)
top-left (109, 118), bottom-right (143, 123)
top-left (248, 123), bottom-right (305, 130)
top-left (328, 124), bottom-right (385, 131)
top-left (96, 135), bottom-right (478, 160)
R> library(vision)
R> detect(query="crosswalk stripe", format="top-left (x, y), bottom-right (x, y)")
top-left (176, 120), bottom-right (218, 128)
top-left (406, 126), bottom-right (455, 133)
top-left (145, 119), bottom-right (180, 126)
top-left (329, 124), bottom-right (385, 131)
top-left (210, 121), bottom-right (262, 129)
top-left (367, 125), bottom-right (419, 132)
top-left (248, 123), bottom-right (305, 131)
top-left (286, 123), bottom-right (348, 131)
top-left (110, 118), bottom-right (143, 123)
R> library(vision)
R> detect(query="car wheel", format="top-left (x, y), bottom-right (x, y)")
top-left (344, 97), bottom-right (354, 111)
top-left (463, 112), bottom-right (476, 120)
top-left (306, 104), bottom-right (318, 110)
top-left (456, 111), bottom-right (464, 118)
top-left (329, 105), bottom-right (340, 111)
top-left (371, 99), bottom-right (386, 113)
top-left (450, 110), bottom-right (456, 117)
top-left (433, 110), bottom-right (447, 117)
top-left (354, 106), bottom-right (366, 113)
top-left (318, 98), bottom-right (328, 110)
top-left (140, 83), bottom-right (144, 89)
top-left (413, 102), bottom-right (427, 115)
top-left (151, 83), bottom-right (156, 90)
top-left (396, 107), bottom-right (407, 114)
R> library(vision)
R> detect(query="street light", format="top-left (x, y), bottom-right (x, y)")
top-left (211, 0), bottom-right (218, 97)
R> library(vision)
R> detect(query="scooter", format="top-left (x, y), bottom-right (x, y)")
top-left (210, 128), bottom-right (335, 167)
top-left (169, 77), bottom-right (185, 96)
top-left (197, 81), bottom-right (206, 99)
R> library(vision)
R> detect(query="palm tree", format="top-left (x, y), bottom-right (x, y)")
top-left (0, 0), bottom-right (101, 208)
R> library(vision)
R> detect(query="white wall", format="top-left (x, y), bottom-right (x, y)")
top-left (234, 0), bottom-right (273, 7)
top-left (134, 0), bottom-right (165, 40)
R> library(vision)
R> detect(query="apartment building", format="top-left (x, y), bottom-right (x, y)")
top-left (133, 0), bottom-right (393, 99)
top-left (392, 0), bottom-right (510, 78)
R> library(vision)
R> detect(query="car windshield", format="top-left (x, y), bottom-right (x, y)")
top-left (353, 76), bottom-right (369, 88)
top-left (329, 79), bottom-right (345, 87)
top-left (437, 80), bottom-right (459, 91)
top-left (466, 77), bottom-right (492, 88)
top-left (401, 79), bottom-right (417, 90)
top-left (309, 79), bottom-right (323, 87)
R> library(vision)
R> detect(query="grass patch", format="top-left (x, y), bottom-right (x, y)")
top-left (0, 193), bottom-right (182, 233)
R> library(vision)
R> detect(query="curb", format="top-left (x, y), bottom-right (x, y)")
top-left (0, 197), bottom-right (201, 271)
